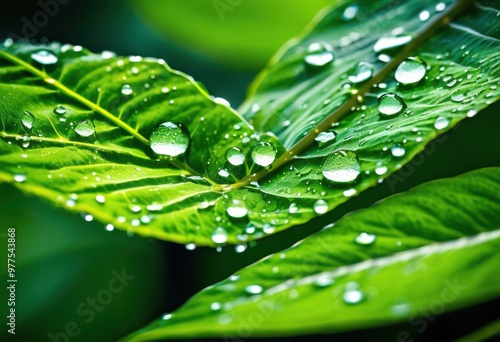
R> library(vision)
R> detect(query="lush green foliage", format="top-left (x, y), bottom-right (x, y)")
top-left (0, 0), bottom-right (498, 340)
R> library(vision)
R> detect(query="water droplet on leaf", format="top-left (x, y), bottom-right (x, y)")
top-left (53, 105), bottom-right (67, 115)
top-left (304, 42), bottom-right (333, 69)
top-left (121, 84), bottom-right (133, 95)
top-left (348, 62), bottom-right (373, 84)
top-left (21, 111), bottom-right (34, 130)
top-left (226, 147), bottom-right (245, 166)
top-left (354, 232), bottom-right (376, 245)
top-left (31, 50), bottom-right (58, 65)
top-left (245, 284), bottom-right (263, 295)
top-left (211, 227), bottom-right (228, 244)
top-left (226, 199), bottom-right (248, 219)
top-left (74, 120), bottom-right (96, 137)
top-left (150, 122), bottom-right (190, 157)
top-left (322, 150), bottom-right (361, 184)
top-left (395, 57), bottom-right (426, 85)
top-left (313, 199), bottom-right (328, 214)
top-left (251, 142), bottom-right (276, 167)
top-left (434, 116), bottom-right (450, 130)
top-left (378, 93), bottom-right (405, 117)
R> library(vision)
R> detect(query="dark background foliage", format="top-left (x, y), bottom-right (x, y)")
top-left (0, 0), bottom-right (498, 341)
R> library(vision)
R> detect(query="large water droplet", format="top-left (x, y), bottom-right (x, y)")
top-left (226, 147), bottom-right (245, 166)
top-left (251, 142), bottom-right (276, 167)
top-left (289, 202), bottom-right (299, 214)
top-left (31, 50), bottom-right (58, 65)
top-left (342, 4), bottom-right (358, 21)
top-left (226, 199), bottom-right (248, 219)
top-left (304, 42), bottom-right (333, 69)
top-left (315, 131), bottom-right (336, 144)
top-left (245, 284), bottom-right (263, 295)
top-left (53, 105), bottom-right (67, 115)
top-left (150, 122), bottom-right (190, 157)
top-left (313, 199), bottom-right (328, 214)
top-left (348, 62), bottom-right (373, 84)
top-left (391, 145), bottom-right (406, 157)
top-left (21, 111), bottom-right (35, 130)
top-left (13, 174), bottom-right (27, 183)
top-left (74, 120), bottom-right (96, 137)
top-left (322, 150), bottom-right (361, 184)
top-left (343, 288), bottom-right (364, 304)
top-left (121, 84), bottom-right (133, 95)
top-left (211, 227), bottom-right (228, 244)
top-left (395, 57), bottom-right (426, 85)
top-left (373, 36), bottom-right (412, 54)
top-left (434, 116), bottom-right (450, 130)
top-left (354, 232), bottom-right (376, 245)
top-left (378, 93), bottom-right (405, 117)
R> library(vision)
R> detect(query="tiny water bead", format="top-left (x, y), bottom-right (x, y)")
top-left (74, 120), bottom-right (96, 137)
top-left (30, 50), bottom-right (58, 65)
top-left (226, 199), bottom-right (248, 219)
top-left (53, 105), bottom-right (67, 115)
top-left (434, 116), bottom-right (450, 130)
top-left (322, 150), bottom-right (361, 184)
top-left (395, 57), bottom-right (427, 85)
top-left (150, 122), bottom-right (190, 157)
top-left (343, 288), bottom-right (365, 305)
top-left (121, 84), bottom-right (133, 95)
top-left (304, 42), bottom-right (334, 69)
top-left (348, 62), bottom-right (373, 84)
top-left (95, 195), bottom-right (106, 204)
top-left (354, 232), bottom-right (376, 245)
top-left (391, 145), bottom-right (406, 157)
top-left (342, 4), bottom-right (358, 21)
top-left (378, 93), bottom-right (406, 117)
top-left (251, 142), bottom-right (276, 167)
top-left (313, 199), bottom-right (328, 215)
top-left (21, 111), bottom-right (35, 130)
top-left (226, 147), bottom-right (245, 166)
top-left (211, 227), bottom-right (228, 244)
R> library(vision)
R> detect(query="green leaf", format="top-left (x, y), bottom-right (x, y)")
top-left (129, 0), bottom-right (336, 69)
top-left (123, 168), bottom-right (500, 341)
top-left (1, 0), bottom-right (499, 247)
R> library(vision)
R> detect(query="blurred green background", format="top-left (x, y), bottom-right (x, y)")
top-left (0, 0), bottom-right (499, 341)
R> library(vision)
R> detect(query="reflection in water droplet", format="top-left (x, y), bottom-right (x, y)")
top-left (391, 145), bottom-right (406, 157)
top-left (53, 105), bottom-right (67, 115)
top-left (354, 232), bottom-right (376, 245)
top-left (150, 122), bottom-right (190, 157)
top-left (212, 227), bottom-right (228, 244)
top-left (245, 284), bottom-right (263, 295)
top-left (348, 62), bottom-right (373, 84)
top-left (21, 111), bottom-right (35, 130)
top-left (322, 150), bottom-right (360, 184)
top-left (226, 199), bottom-right (248, 219)
top-left (374, 36), bottom-right (412, 54)
top-left (74, 120), bottom-right (96, 137)
top-left (313, 199), bottom-right (328, 214)
top-left (251, 142), bottom-right (276, 167)
top-left (226, 147), bottom-right (245, 166)
top-left (304, 42), bottom-right (333, 69)
top-left (31, 50), bottom-right (58, 65)
top-left (434, 116), bottom-right (450, 130)
top-left (395, 57), bottom-right (426, 85)
top-left (378, 93), bottom-right (405, 117)
top-left (121, 84), bottom-right (133, 95)
top-left (14, 174), bottom-right (27, 183)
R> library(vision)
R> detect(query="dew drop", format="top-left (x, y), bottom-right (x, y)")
top-left (95, 194), bottom-right (106, 204)
top-left (315, 131), bottom-right (336, 144)
top-left (434, 116), bottom-right (450, 130)
top-left (354, 232), bottom-right (376, 245)
top-left (315, 274), bottom-right (335, 287)
top-left (304, 42), bottom-right (333, 69)
top-left (289, 202), bottom-right (299, 214)
top-left (185, 243), bottom-right (196, 251)
top-left (378, 93), bottom-right (405, 117)
top-left (162, 313), bottom-right (172, 320)
top-left (391, 145), bottom-right (406, 157)
top-left (348, 62), bottom-right (373, 84)
top-left (74, 120), bottom-right (96, 137)
top-left (322, 150), bottom-right (361, 184)
top-left (210, 302), bottom-right (222, 311)
top-left (395, 57), bottom-right (426, 85)
top-left (226, 147), bottom-right (245, 166)
top-left (53, 105), bottom-right (67, 115)
top-left (21, 111), bottom-right (35, 130)
top-left (226, 199), bottom-right (248, 219)
top-left (13, 174), bottom-right (27, 183)
top-left (150, 122), bottom-right (190, 157)
top-left (235, 244), bottom-right (247, 253)
top-left (342, 4), bottom-right (358, 21)
top-left (121, 84), bottom-right (133, 95)
top-left (375, 166), bottom-right (388, 175)
top-left (105, 224), bottom-right (114, 231)
top-left (30, 50), bottom-right (58, 65)
top-left (251, 142), bottom-right (276, 167)
top-left (467, 110), bottom-right (477, 118)
top-left (419, 10), bottom-right (430, 21)
top-left (313, 199), bottom-right (328, 215)
top-left (211, 227), bottom-right (228, 244)
top-left (373, 35), bottom-right (412, 54)
top-left (343, 288), bottom-right (364, 304)
top-left (245, 284), bottom-right (263, 295)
